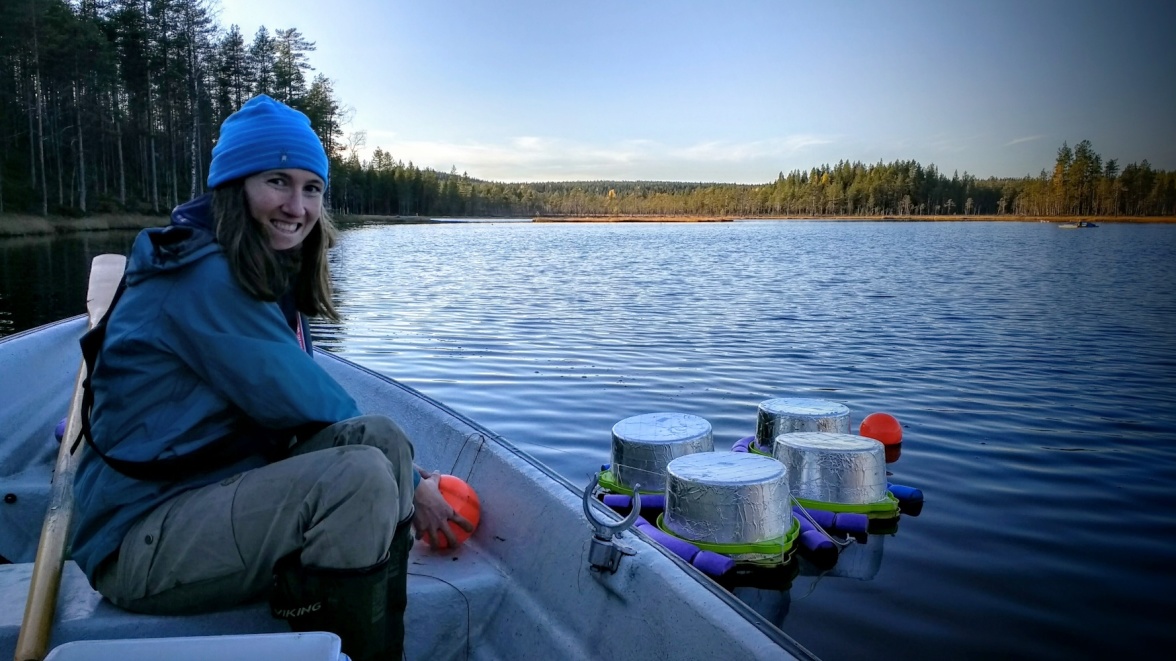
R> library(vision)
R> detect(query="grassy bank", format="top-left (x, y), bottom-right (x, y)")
top-left (799, 214), bottom-right (1176, 223)
top-left (332, 214), bottom-right (440, 227)
top-left (534, 215), bottom-right (733, 223)
top-left (534, 214), bottom-right (1176, 223)
top-left (6, 212), bottom-right (1172, 237)
top-left (0, 212), bottom-right (440, 237)
top-left (0, 213), bottom-right (168, 237)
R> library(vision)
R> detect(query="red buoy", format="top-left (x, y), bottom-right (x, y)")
top-left (860, 412), bottom-right (903, 446)
top-left (428, 475), bottom-right (482, 550)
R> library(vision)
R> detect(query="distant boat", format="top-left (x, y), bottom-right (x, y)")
top-left (1058, 221), bottom-right (1098, 229)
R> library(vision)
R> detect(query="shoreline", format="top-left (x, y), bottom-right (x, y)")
top-left (0, 212), bottom-right (437, 238)
top-left (533, 215), bottom-right (734, 223)
top-left (533, 214), bottom-right (1176, 223)
top-left (0, 213), bottom-right (168, 237)
top-left (4, 212), bottom-right (1174, 237)
top-left (332, 214), bottom-right (441, 227)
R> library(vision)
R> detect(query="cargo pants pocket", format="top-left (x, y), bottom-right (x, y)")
top-left (96, 475), bottom-right (249, 614)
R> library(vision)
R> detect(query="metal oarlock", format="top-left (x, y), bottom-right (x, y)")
top-left (582, 474), bottom-right (642, 573)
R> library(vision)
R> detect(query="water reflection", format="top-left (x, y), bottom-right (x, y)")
top-left (713, 521), bottom-right (890, 627)
top-left (5, 221), bottom-right (1176, 660)
top-left (0, 232), bottom-right (138, 337)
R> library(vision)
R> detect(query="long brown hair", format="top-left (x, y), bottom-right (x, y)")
top-left (212, 181), bottom-right (340, 321)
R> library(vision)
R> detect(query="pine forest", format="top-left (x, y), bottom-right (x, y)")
top-left (2, 0), bottom-right (1174, 221)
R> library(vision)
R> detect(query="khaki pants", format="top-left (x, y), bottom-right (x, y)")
top-left (94, 414), bottom-right (415, 614)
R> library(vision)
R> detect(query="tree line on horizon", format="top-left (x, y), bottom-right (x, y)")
top-left (2, 0), bottom-right (1174, 221)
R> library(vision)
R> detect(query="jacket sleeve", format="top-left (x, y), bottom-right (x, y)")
top-left (159, 256), bottom-right (362, 429)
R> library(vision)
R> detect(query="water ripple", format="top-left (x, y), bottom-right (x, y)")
top-left (312, 220), bottom-right (1176, 659)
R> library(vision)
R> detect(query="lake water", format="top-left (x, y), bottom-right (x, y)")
top-left (3, 220), bottom-right (1174, 660)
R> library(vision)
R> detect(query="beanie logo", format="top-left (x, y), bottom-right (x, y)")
top-left (280, 151), bottom-right (288, 163)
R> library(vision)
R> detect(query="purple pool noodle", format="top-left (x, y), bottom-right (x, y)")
top-left (798, 529), bottom-right (835, 555)
top-left (888, 483), bottom-right (924, 503)
top-left (794, 506), bottom-right (870, 535)
top-left (55, 417), bottom-right (67, 442)
top-left (795, 506), bottom-right (835, 529)
top-left (634, 519), bottom-right (700, 563)
top-left (731, 435), bottom-right (754, 453)
top-left (832, 512), bottom-right (870, 535)
top-left (692, 551), bottom-right (735, 576)
top-left (603, 493), bottom-right (666, 511)
top-left (602, 494), bottom-right (631, 509)
top-left (638, 494), bottom-right (665, 510)
top-left (794, 512), bottom-right (816, 534)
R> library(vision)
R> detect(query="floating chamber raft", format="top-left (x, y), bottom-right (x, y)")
top-left (657, 451), bottom-right (798, 565)
top-left (754, 398), bottom-right (850, 455)
top-left (599, 412), bottom-right (714, 496)
top-left (772, 432), bottom-right (899, 518)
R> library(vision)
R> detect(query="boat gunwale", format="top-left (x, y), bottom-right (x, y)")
top-left (0, 314), bottom-right (86, 345)
top-left (0, 318), bottom-right (816, 660)
top-left (314, 348), bottom-right (817, 659)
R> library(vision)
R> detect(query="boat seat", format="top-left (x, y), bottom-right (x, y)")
top-left (0, 540), bottom-right (507, 661)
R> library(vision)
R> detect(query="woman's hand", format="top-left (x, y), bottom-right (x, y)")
top-left (412, 472), bottom-right (475, 548)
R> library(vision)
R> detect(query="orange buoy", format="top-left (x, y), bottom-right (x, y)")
top-left (860, 412), bottom-right (903, 446)
top-left (429, 475), bottom-right (481, 550)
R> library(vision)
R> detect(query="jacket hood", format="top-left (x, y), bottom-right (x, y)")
top-left (125, 195), bottom-right (220, 286)
top-left (170, 193), bottom-right (216, 232)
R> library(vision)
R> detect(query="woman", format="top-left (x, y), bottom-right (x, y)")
top-left (71, 95), bottom-right (471, 661)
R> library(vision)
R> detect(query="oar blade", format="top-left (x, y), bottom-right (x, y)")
top-left (86, 254), bottom-right (125, 325)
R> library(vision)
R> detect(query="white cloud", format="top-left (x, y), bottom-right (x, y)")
top-left (354, 135), bottom-right (834, 183)
top-left (670, 135), bottom-right (832, 162)
top-left (1004, 135), bottom-right (1047, 147)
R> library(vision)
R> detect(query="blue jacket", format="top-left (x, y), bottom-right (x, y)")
top-left (72, 195), bottom-right (362, 582)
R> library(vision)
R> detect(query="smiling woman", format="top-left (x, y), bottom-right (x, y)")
top-left (244, 170), bottom-right (324, 251)
top-left (62, 94), bottom-right (472, 661)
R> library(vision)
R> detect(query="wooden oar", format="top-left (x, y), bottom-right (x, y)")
top-left (14, 254), bottom-right (126, 661)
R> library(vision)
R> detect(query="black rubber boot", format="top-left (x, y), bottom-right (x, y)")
top-left (385, 518), bottom-right (413, 659)
top-left (271, 549), bottom-right (391, 661)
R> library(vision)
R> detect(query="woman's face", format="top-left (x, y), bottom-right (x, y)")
top-left (243, 168), bottom-right (324, 251)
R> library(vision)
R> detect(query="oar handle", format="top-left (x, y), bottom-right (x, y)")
top-left (14, 368), bottom-right (87, 661)
top-left (14, 254), bottom-right (125, 661)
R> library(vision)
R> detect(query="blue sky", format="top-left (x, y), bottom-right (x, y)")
top-left (216, 0), bottom-right (1175, 184)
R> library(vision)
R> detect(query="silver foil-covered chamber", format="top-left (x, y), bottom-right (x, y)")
top-left (610, 412), bottom-right (714, 492)
top-left (663, 451), bottom-right (791, 545)
top-left (757, 395), bottom-right (851, 451)
top-left (772, 432), bottom-right (887, 504)
top-left (756, 398), bottom-right (851, 453)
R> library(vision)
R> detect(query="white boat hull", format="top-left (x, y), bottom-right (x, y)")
top-left (1, 317), bottom-right (813, 660)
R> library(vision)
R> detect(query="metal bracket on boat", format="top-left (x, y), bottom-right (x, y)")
top-left (583, 475), bottom-right (641, 573)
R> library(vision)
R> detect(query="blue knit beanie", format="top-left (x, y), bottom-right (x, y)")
top-left (207, 95), bottom-right (329, 189)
